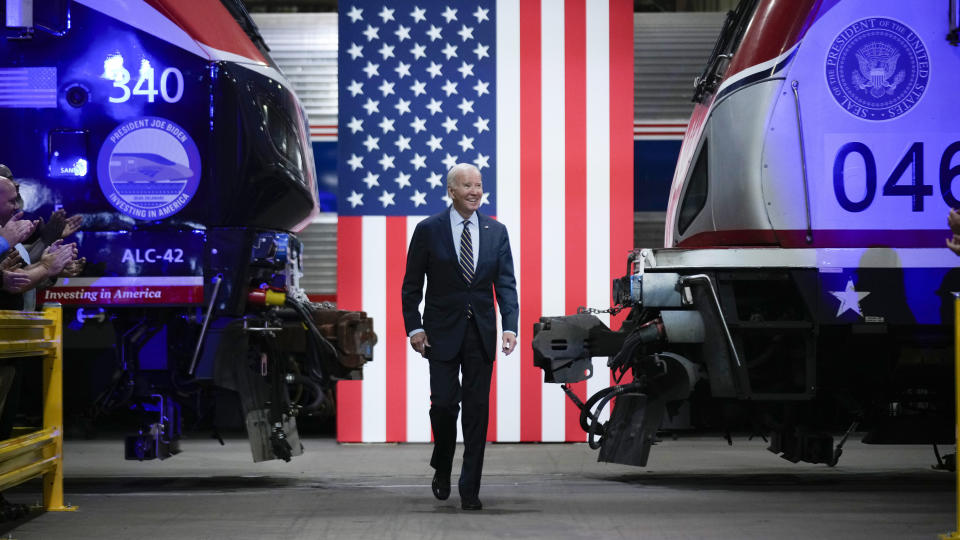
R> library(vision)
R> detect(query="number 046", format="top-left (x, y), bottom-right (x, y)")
top-left (832, 141), bottom-right (960, 212)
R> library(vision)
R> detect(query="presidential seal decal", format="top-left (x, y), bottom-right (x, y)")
top-left (825, 17), bottom-right (929, 120)
top-left (97, 117), bottom-right (201, 220)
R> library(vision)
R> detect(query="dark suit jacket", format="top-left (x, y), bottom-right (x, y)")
top-left (401, 209), bottom-right (518, 363)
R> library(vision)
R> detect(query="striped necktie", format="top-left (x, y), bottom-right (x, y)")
top-left (459, 220), bottom-right (474, 284)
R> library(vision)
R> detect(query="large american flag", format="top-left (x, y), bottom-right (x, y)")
top-left (336, 0), bottom-right (634, 443)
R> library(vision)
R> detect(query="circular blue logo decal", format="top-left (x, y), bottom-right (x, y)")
top-left (825, 17), bottom-right (929, 121)
top-left (97, 117), bottom-right (201, 220)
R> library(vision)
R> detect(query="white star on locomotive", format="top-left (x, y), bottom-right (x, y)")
top-left (830, 279), bottom-right (870, 317)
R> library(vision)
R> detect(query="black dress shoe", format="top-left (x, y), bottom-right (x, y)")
top-left (461, 497), bottom-right (483, 511)
top-left (431, 471), bottom-right (450, 500)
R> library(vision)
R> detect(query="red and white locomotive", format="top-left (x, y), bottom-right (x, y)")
top-left (534, 0), bottom-right (960, 466)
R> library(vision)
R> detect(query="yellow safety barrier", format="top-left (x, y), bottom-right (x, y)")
top-left (0, 305), bottom-right (75, 512)
top-left (943, 294), bottom-right (960, 540)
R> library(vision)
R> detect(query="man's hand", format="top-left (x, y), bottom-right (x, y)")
top-left (62, 213), bottom-right (83, 238)
top-left (948, 235), bottom-right (960, 256)
top-left (59, 257), bottom-right (86, 278)
top-left (0, 249), bottom-right (23, 271)
top-left (501, 332), bottom-right (517, 356)
top-left (0, 212), bottom-right (35, 246)
top-left (410, 331), bottom-right (430, 357)
top-left (40, 240), bottom-right (76, 277)
top-left (2, 270), bottom-right (29, 293)
top-left (40, 210), bottom-right (67, 244)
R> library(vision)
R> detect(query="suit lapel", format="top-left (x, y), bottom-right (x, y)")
top-left (438, 210), bottom-right (456, 262)
top-left (476, 213), bottom-right (494, 274)
top-left (437, 209), bottom-right (470, 287)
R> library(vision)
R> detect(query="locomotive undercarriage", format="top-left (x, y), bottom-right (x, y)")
top-left (533, 249), bottom-right (952, 467)
top-left (61, 230), bottom-right (376, 463)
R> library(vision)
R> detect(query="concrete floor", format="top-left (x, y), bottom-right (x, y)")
top-left (2, 434), bottom-right (955, 539)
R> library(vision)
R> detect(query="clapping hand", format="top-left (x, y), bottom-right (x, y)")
top-left (0, 212), bottom-right (36, 246)
top-left (948, 210), bottom-right (960, 255)
top-left (40, 240), bottom-right (77, 277)
top-left (39, 210), bottom-right (67, 244)
top-left (0, 249), bottom-right (23, 271)
top-left (62, 213), bottom-right (83, 238)
top-left (59, 257), bottom-right (86, 278)
top-left (2, 270), bottom-right (29, 293)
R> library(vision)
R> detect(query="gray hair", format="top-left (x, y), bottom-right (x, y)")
top-left (446, 163), bottom-right (481, 188)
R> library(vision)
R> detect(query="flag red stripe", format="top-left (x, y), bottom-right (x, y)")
top-left (564, 0), bottom-right (588, 442)
top-left (518, 0), bottom-right (543, 441)
top-left (386, 217), bottom-right (407, 441)
top-left (336, 217), bottom-right (364, 442)
top-left (609, 0), bottom-right (635, 339)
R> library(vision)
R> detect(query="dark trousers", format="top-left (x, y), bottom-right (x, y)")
top-left (428, 320), bottom-right (493, 498)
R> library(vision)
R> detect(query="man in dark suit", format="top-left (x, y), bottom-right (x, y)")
top-left (401, 163), bottom-right (518, 511)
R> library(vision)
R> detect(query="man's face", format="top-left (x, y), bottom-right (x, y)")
top-left (448, 168), bottom-right (482, 217)
top-left (0, 178), bottom-right (18, 225)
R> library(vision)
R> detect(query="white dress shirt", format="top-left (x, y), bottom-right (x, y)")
top-left (450, 206), bottom-right (478, 273)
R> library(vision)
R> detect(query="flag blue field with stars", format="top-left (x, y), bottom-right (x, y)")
top-left (337, 0), bottom-right (496, 216)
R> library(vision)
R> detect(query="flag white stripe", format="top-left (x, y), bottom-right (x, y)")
top-left (585, 0), bottom-right (613, 422)
top-left (406, 215), bottom-right (432, 442)
top-left (362, 216), bottom-right (387, 442)
top-left (495, 0), bottom-right (522, 443)
top-left (539, 0), bottom-right (567, 443)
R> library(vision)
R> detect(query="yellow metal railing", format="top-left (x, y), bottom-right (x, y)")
top-left (0, 305), bottom-right (74, 512)
top-left (943, 294), bottom-right (960, 540)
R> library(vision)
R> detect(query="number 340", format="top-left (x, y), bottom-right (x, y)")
top-left (833, 141), bottom-right (960, 212)
top-left (109, 65), bottom-right (184, 104)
